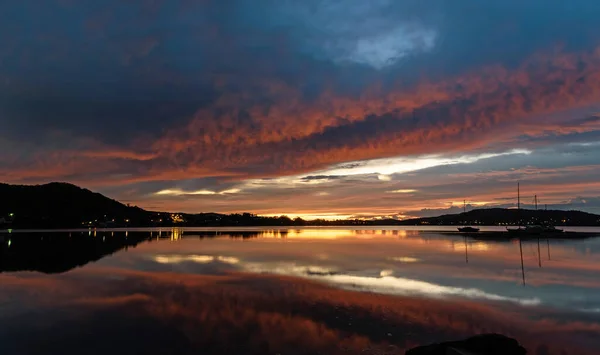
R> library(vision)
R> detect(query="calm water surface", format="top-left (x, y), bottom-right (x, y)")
top-left (2, 228), bottom-right (600, 354)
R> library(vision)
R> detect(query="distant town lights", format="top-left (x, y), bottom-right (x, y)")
top-left (171, 214), bottom-right (184, 223)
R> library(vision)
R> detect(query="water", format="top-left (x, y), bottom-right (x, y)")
top-left (2, 228), bottom-right (600, 354)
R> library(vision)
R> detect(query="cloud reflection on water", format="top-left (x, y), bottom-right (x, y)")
top-left (246, 265), bottom-right (541, 306)
top-left (4, 229), bottom-right (600, 354)
top-left (0, 268), bottom-right (597, 355)
top-left (153, 254), bottom-right (240, 265)
top-left (152, 253), bottom-right (541, 306)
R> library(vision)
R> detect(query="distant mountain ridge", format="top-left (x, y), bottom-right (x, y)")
top-left (1, 182), bottom-right (599, 228)
top-left (394, 207), bottom-right (600, 226)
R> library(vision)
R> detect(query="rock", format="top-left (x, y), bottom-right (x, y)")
top-left (405, 334), bottom-right (527, 355)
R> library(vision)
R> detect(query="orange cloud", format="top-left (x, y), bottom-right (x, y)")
top-left (3, 45), bottom-right (600, 202)
top-left (144, 46), bottom-right (600, 178)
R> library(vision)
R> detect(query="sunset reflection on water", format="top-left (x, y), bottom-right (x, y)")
top-left (2, 228), bottom-right (600, 354)
top-left (234, 228), bottom-right (411, 239)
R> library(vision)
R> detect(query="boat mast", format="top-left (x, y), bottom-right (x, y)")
top-left (517, 182), bottom-right (520, 227)
top-left (534, 194), bottom-right (538, 225)
top-left (463, 200), bottom-right (467, 227)
top-left (518, 182), bottom-right (520, 210)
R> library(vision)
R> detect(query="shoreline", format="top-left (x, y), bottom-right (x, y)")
top-left (2, 226), bottom-right (600, 240)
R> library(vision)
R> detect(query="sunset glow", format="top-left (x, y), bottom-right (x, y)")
top-left (2, 1), bottom-right (600, 218)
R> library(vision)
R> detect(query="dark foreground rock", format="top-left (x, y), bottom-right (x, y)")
top-left (406, 334), bottom-right (527, 355)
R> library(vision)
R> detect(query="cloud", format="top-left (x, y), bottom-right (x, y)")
top-left (156, 189), bottom-right (216, 196)
top-left (2, 1), bottom-right (600, 215)
top-left (154, 188), bottom-right (242, 196)
top-left (277, 0), bottom-right (439, 68)
top-left (315, 149), bottom-right (532, 177)
top-left (387, 189), bottom-right (417, 194)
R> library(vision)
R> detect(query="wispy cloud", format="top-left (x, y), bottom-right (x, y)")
top-left (155, 188), bottom-right (242, 196)
top-left (387, 189), bottom-right (417, 194)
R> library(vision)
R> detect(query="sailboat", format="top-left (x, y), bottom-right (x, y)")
top-left (538, 198), bottom-right (563, 234)
top-left (507, 187), bottom-right (555, 235)
top-left (458, 200), bottom-right (480, 233)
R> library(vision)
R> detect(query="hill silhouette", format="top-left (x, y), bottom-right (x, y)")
top-left (396, 207), bottom-right (600, 226)
top-left (1, 182), bottom-right (599, 228)
top-left (0, 182), bottom-right (150, 228)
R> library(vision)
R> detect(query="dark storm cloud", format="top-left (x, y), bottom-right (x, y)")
top-left (405, 0), bottom-right (600, 75)
top-left (2, 0), bottom-right (599, 145)
top-left (2, 0), bottom-right (600, 214)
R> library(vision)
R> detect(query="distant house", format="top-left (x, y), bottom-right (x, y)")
top-left (99, 220), bottom-right (116, 228)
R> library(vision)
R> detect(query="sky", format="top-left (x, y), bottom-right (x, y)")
top-left (2, 0), bottom-right (600, 219)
